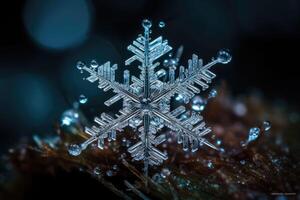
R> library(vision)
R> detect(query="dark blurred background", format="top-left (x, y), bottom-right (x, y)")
top-left (0, 0), bottom-right (299, 153)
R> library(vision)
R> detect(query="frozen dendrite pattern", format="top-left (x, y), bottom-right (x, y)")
top-left (70, 19), bottom-right (231, 174)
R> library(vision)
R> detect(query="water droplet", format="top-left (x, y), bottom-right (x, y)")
top-left (90, 59), bottom-right (98, 69)
top-left (216, 49), bottom-right (231, 64)
top-left (152, 173), bottom-right (163, 183)
top-left (175, 94), bottom-right (184, 101)
top-left (207, 161), bottom-right (214, 169)
top-left (120, 153), bottom-right (127, 159)
top-left (68, 144), bottom-right (82, 156)
top-left (61, 116), bottom-right (72, 126)
top-left (240, 160), bottom-right (246, 165)
top-left (76, 61), bottom-right (85, 70)
top-left (155, 69), bottom-right (167, 79)
top-left (208, 89), bottom-right (218, 98)
top-left (160, 168), bottom-right (171, 178)
top-left (106, 170), bottom-right (113, 177)
top-left (247, 127), bottom-right (260, 142)
top-left (61, 110), bottom-right (79, 126)
top-left (112, 164), bottom-right (118, 171)
top-left (79, 94), bottom-right (88, 104)
top-left (142, 19), bottom-right (152, 29)
top-left (191, 96), bottom-right (206, 112)
top-left (163, 59), bottom-right (169, 67)
top-left (93, 167), bottom-right (101, 175)
top-left (158, 21), bottom-right (165, 28)
top-left (170, 59), bottom-right (177, 65)
top-left (263, 120), bottom-right (271, 131)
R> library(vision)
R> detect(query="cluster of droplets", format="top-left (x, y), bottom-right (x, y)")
top-left (77, 59), bottom-right (99, 72)
top-left (60, 102), bottom-right (81, 126)
top-left (175, 88), bottom-right (217, 113)
top-left (76, 59), bottom-right (118, 83)
top-left (60, 96), bottom-right (87, 127)
top-left (61, 110), bottom-right (79, 126)
top-left (92, 164), bottom-right (119, 178)
top-left (242, 120), bottom-right (271, 146)
top-left (152, 168), bottom-right (171, 183)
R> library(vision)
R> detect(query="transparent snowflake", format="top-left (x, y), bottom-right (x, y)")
top-left (69, 19), bottom-right (231, 175)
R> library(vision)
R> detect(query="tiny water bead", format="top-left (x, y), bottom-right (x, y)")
top-left (76, 61), bottom-right (85, 70)
top-left (112, 164), bottom-right (118, 171)
top-left (175, 94), bottom-right (184, 101)
top-left (142, 19), bottom-right (152, 29)
top-left (79, 94), bottom-right (88, 104)
top-left (106, 170), bottom-right (113, 177)
top-left (216, 49), bottom-right (232, 64)
top-left (152, 173), bottom-right (163, 183)
top-left (121, 137), bottom-right (127, 145)
top-left (68, 144), bottom-right (82, 156)
top-left (158, 21), bottom-right (165, 28)
top-left (219, 148), bottom-right (225, 153)
top-left (93, 167), bottom-right (101, 176)
top-left (208, 89), bottom-right (218, 98)
top-left (90, 59), bottom-right (98, 69)
top-left (191, 96), bottom-right (206, 112)
top-left (263, 120), bottom-right (271, 131)
top-left (155, 69), bottom-right (167, 79)
top-left (61, 116), bottom-right (72, 126)
top-left (60, 109), bottom-right (79, 126)
top-left (247, 127), bottom-right (260, 142)
top-left (160, 168), bottom-right (171, 178)
top-left (207, 161), bottom-right (214, 169)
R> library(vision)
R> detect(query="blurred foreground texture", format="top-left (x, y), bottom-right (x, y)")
top-left (0, 84), bottom-right (299, 200)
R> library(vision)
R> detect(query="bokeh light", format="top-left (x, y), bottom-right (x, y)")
top-left (23, 0), bottom-right (92, 50)
top-left (0, 73), bottom-right (64, 130)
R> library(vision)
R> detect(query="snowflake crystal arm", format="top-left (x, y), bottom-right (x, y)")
top-left (151, 51), bottom-right (231, 104)
top-left (152, 109), bottom-right (218, 151)
top-left (126, 19), bottom-right (172, 177)
top-left (78, 61), bottom-right (140, 104)
top-left (81, 108), bottom-right (141, 151)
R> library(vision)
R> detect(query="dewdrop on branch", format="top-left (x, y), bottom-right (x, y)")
top-left (69, 19), bottom-right (231, 175)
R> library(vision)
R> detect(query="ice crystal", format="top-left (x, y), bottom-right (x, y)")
top-left (69, 19), bottom-right (231, 174)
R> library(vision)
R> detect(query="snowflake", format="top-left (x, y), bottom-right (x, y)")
top-left (69, 19), bottom-right (231, 174)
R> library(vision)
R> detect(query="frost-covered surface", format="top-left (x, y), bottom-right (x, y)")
top-left (70, 19), bottom-right (231, 174)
